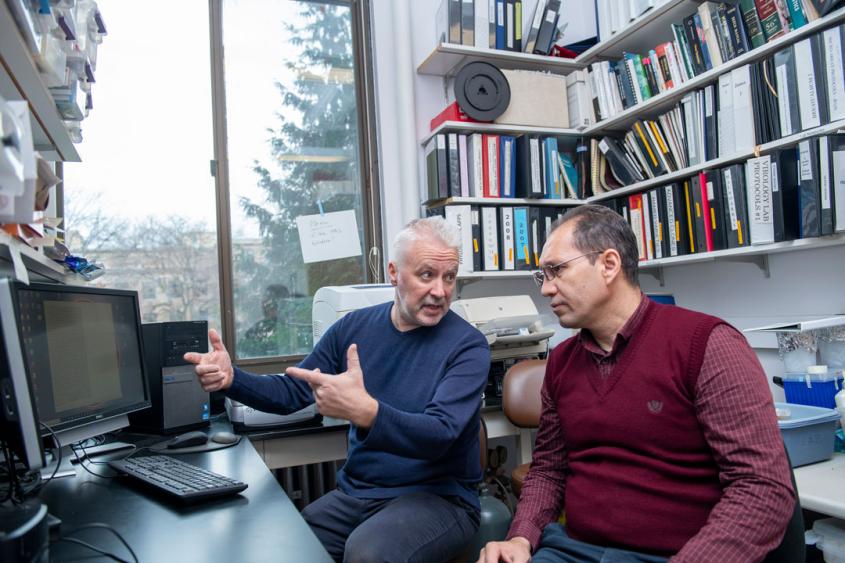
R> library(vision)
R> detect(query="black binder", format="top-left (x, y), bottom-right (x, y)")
top-left (771, 146), bottom-right (802, 242)
top-left (798, 139), bottom-right (822, 238)
top-left (721, 164), bottom-right (749, 248)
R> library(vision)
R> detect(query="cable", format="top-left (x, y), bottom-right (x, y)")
top-left (52, 537), bottom-right (133, 563)
top-left (63, 523), bottom-right (139, 563)
top-left (69, 447), bottom-right (119, 479)
top-left (33, 422), bottom-right (62, 493)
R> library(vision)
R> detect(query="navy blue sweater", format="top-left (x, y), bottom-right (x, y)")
top-left (226, 302), bottom-right (490, 509)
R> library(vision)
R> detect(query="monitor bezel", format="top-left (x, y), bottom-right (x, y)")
top-left (0, 278), bottom-right (45, 470)
top-left (10, 280), bottom-right (152, 443)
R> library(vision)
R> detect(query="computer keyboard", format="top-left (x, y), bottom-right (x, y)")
top-left (108, 455), bottom-right (248, 503)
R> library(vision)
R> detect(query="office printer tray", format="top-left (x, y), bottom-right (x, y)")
top-left (226, 399), bottom-right (320, 431)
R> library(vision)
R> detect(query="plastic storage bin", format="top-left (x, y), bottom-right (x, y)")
top-left (808, 518), bottom-right (845, 562)
top-left (776, 402), bottom-right (840, 467)
top-left (782, 366), bottom-right (844, 409)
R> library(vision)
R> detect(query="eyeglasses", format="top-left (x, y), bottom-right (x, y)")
top-left (532, 251), bottom-right (603, 287)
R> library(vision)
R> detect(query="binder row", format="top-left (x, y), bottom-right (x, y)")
top-left (600, 135), bottom-right (845, 262)
top-left (424, 133), bottom-right (590, 202)
top-left (435, 0), bottom-right (563, 55)
top-left (428, 205), bottom-right (569, 273)
top-left (596, 23), bottom-right (845, 191)
top-left (582, 1), bottom-right (841, 125)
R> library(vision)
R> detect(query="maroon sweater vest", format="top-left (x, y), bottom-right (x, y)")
top-left (546, 302), bottom-right (729, 556)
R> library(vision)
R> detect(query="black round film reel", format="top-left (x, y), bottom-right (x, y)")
top-left (454, 61), bottom-right (511, 121)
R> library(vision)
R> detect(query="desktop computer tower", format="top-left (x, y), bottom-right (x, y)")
top-left (129, 321), bottom-right (210, 435)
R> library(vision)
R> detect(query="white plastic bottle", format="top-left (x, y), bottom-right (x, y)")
top-left (836, 387), bottom-right (845, 429)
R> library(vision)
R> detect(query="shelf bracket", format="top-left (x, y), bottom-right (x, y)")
top-left (721, 254), bottom-right (770, 278)
top-left (640, 267), bottom-right (665, 287)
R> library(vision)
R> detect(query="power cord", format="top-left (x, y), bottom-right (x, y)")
top-left (53, 522), bottom-right (139, 563)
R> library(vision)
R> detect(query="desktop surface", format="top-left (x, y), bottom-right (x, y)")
top-left (38, 424), bottom-right (332, 562)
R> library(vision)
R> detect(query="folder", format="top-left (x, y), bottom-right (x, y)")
top-left (819, 136), bottom-right (834, 235)
top-left (745, 155), bottom-right (776, 245)
top-left (467, 133), bottom-right (485, 198)
top-left (461, 0), bottom-right (475, 45)
top-left (665, 183), bottom-right (691, 257)
top-left (528, 206), bottom-right (541, 267)
top-left (471, 205), bottom-right (483, 271)
top-left (691, 173), bottom-right (712, 252)
top-left (722, 164), bottom-right (749, 248)
top-left (513, 206), bottom-right (533, 270)
top-left (703, 169), bottom-right (729, 251)
top-left (499, 206), bottom-right (516, 270)
top-left (499, 135), bottom-right (517, 198)
top-left (458, 134), bottom-right (470, 197)
top-left (447, 133), bottom-right (461, 198)
top-left (515, 135), bottom-right (543, 199)
top-left (771, 146), bottom-right (802, 241)
top-left (648, 189), bottom-right (667, 259)
top-left (482, 134), bottom-right (500, 198)
top-left (823, 25), bottom-right (845, 123)
top-left (495, 0), bottom-right (506, 49)
top-left (445, 205), bottom-right (474, 273)
top-left (774, 46), bottom-right (801, 137)
top-left (798, 139), bottom-right (822, 237)
top-left (628, 193), bottom-right (647, 261)
top-left (481, 206), bottom-right (500, 270)
top-left (793, 35), bottom-right (829, 131)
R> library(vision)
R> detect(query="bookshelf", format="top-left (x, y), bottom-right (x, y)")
top-left (425, 196), bottom-right (581, 208)
top-left (0, 2), bottom-right (80, 162)
top-left (419, 2), bottom-right (845, 282)
top-left (422, 121), bottom-right (583, 145)
top-left (576, 0), bottom-right (700, 64)
top-left (417, 42), bottom-right (583, 77)
top-left (0, 230), bottom-right (75, 283)
top-left (458, 233), bottom-right (845, 284)
top-left (587, 118), bottom-right (845, 203)
top-left (585, 7), bottom-right (845, 136)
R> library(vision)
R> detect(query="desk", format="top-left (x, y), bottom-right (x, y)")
top-left (795, 453), bottom-right (845, 519)
top-left (39, 427), bottom-right (332, 562)
top-left (247, 408), bottom-right (527, 469)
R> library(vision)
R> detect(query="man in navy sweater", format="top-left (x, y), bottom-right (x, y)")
top-left (185, 216), bottom-right (490, 563)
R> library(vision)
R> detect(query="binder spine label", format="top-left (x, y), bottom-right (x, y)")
top-left (776, 64), bottom-right (794, 136)
top-left (799, 141), bottom-right (813, 181)
top-left (724, 171), bottom-right (739, 231)
top-left (820, 138), bottom-right (831, 210)
top-left (824, 29), bottom-right (845, 121)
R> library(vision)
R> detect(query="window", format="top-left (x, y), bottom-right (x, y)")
top-left (215, 0), bottom-right (379, 361)
top-left (62, 0), bottom-right (380, 365)
top-left (63, 1), bottom-right (220, 329)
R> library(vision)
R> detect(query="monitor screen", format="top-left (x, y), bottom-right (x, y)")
top-left (0, 279), bottom-right (44, 471)
top-left (11, 281), bottom-right (150, 445)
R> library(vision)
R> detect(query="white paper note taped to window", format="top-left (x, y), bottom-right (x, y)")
top-left (296, 209), bottom-right (362, 264)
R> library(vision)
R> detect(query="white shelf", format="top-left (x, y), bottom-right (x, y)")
top-left (0, 3), bottom-right (80, 161)
top-left (457, 234), bottom-right (845, 281)
top-left (0, 230), bottom-right (74, 283)
top-left (417, 42), bottom-right (583, 77)
top-left (640, 233), bottom-right (845, 270)
top-left (584, 7), bottom-right (845, 136)
top-left (576, 0), bottom-right (700, 64)
top-left (587, 118), bottom-right (845, 203)
top-left (422, 121), bottom-right (584, 145)
top-left (425, 196), bottom-right (581, 208)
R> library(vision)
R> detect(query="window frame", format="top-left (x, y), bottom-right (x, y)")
top-left (208, 0), bottom-right (382, 371)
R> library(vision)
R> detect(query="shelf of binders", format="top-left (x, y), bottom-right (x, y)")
top-left (0, 2), bottom-right (80, 162)
top-left (425, 196), bottom-right (582, 208)
top-left (584, 7), bottom-right (845, 137)
top-left (577, 0), bottom-right (701, 65)
top-left (457, 233), bottom-right (845, 280)
top-left (585, 118), bottom-right (845, 204)
top-left (421, 120), bottom-right (583, 145)
top-left (639, 232), bottom-right (845, 271)
top-left (0, 230), bottom-right (75, 283)
top-left (417, 42), bottom-right (584, 77)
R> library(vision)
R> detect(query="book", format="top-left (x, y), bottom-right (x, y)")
top-left (722, 164), bottom-right (750, 248)
top-left (739, 0), bottom-right (767, 48)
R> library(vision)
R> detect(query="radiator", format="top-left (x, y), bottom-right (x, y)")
top-left (276, 460), bottom-right (342, 510)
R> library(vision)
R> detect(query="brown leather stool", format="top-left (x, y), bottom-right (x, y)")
top-left (502, 359), bottom-right (546, 498)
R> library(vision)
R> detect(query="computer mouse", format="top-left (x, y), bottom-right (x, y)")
top-left (210, 431), bottom-right (239, 445)
top-left (166, 430), bottom-right (208, 449)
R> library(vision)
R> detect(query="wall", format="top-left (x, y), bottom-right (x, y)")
top-left (370, 0), bottom-right (845, 397)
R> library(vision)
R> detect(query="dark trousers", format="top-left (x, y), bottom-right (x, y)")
top-left (301, 489), bottom-right (479, 563)
top-left (532, 524), bottom-right (670, 563)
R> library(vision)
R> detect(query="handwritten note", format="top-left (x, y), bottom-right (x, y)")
top-left (296, 209), bottom-right (362, 264)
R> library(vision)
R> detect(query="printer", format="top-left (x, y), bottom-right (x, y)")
top-left (451, 295), bottom-right (555, 403)
top-left (226, 284), bottom-right (396, 430)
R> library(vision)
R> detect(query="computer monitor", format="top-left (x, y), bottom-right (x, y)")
top-left (4, 280), bottom-right (151, 447)
top-left (0, 279), bottom-right (44, 471)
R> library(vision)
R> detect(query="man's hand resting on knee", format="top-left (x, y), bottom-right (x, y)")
top-left (477, 537), bottom-right (531, 563)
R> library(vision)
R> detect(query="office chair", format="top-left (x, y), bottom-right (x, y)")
top-left (762, 446), bottom-right (805, 563)
top-left (501, 359), bottom-right (547, 498)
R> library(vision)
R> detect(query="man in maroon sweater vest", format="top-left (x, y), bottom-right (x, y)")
top-left (478, 205), bottom-right (794, 563)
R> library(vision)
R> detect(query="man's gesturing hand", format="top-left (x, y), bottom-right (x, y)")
top-left (183, 329), bottom-right (234, 392)
top-left (285, 344), bottom-right (378, 429)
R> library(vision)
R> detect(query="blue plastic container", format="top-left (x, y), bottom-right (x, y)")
top-left (782, 369), bottom-right (844, 409)
top-left (776, 402), bottom-right (840, 467)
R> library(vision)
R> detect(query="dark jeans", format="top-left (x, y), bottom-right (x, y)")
top-left (532, 524), bottom-right (670, 563)
top-left (301, 489), bottom-right (480, 563)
